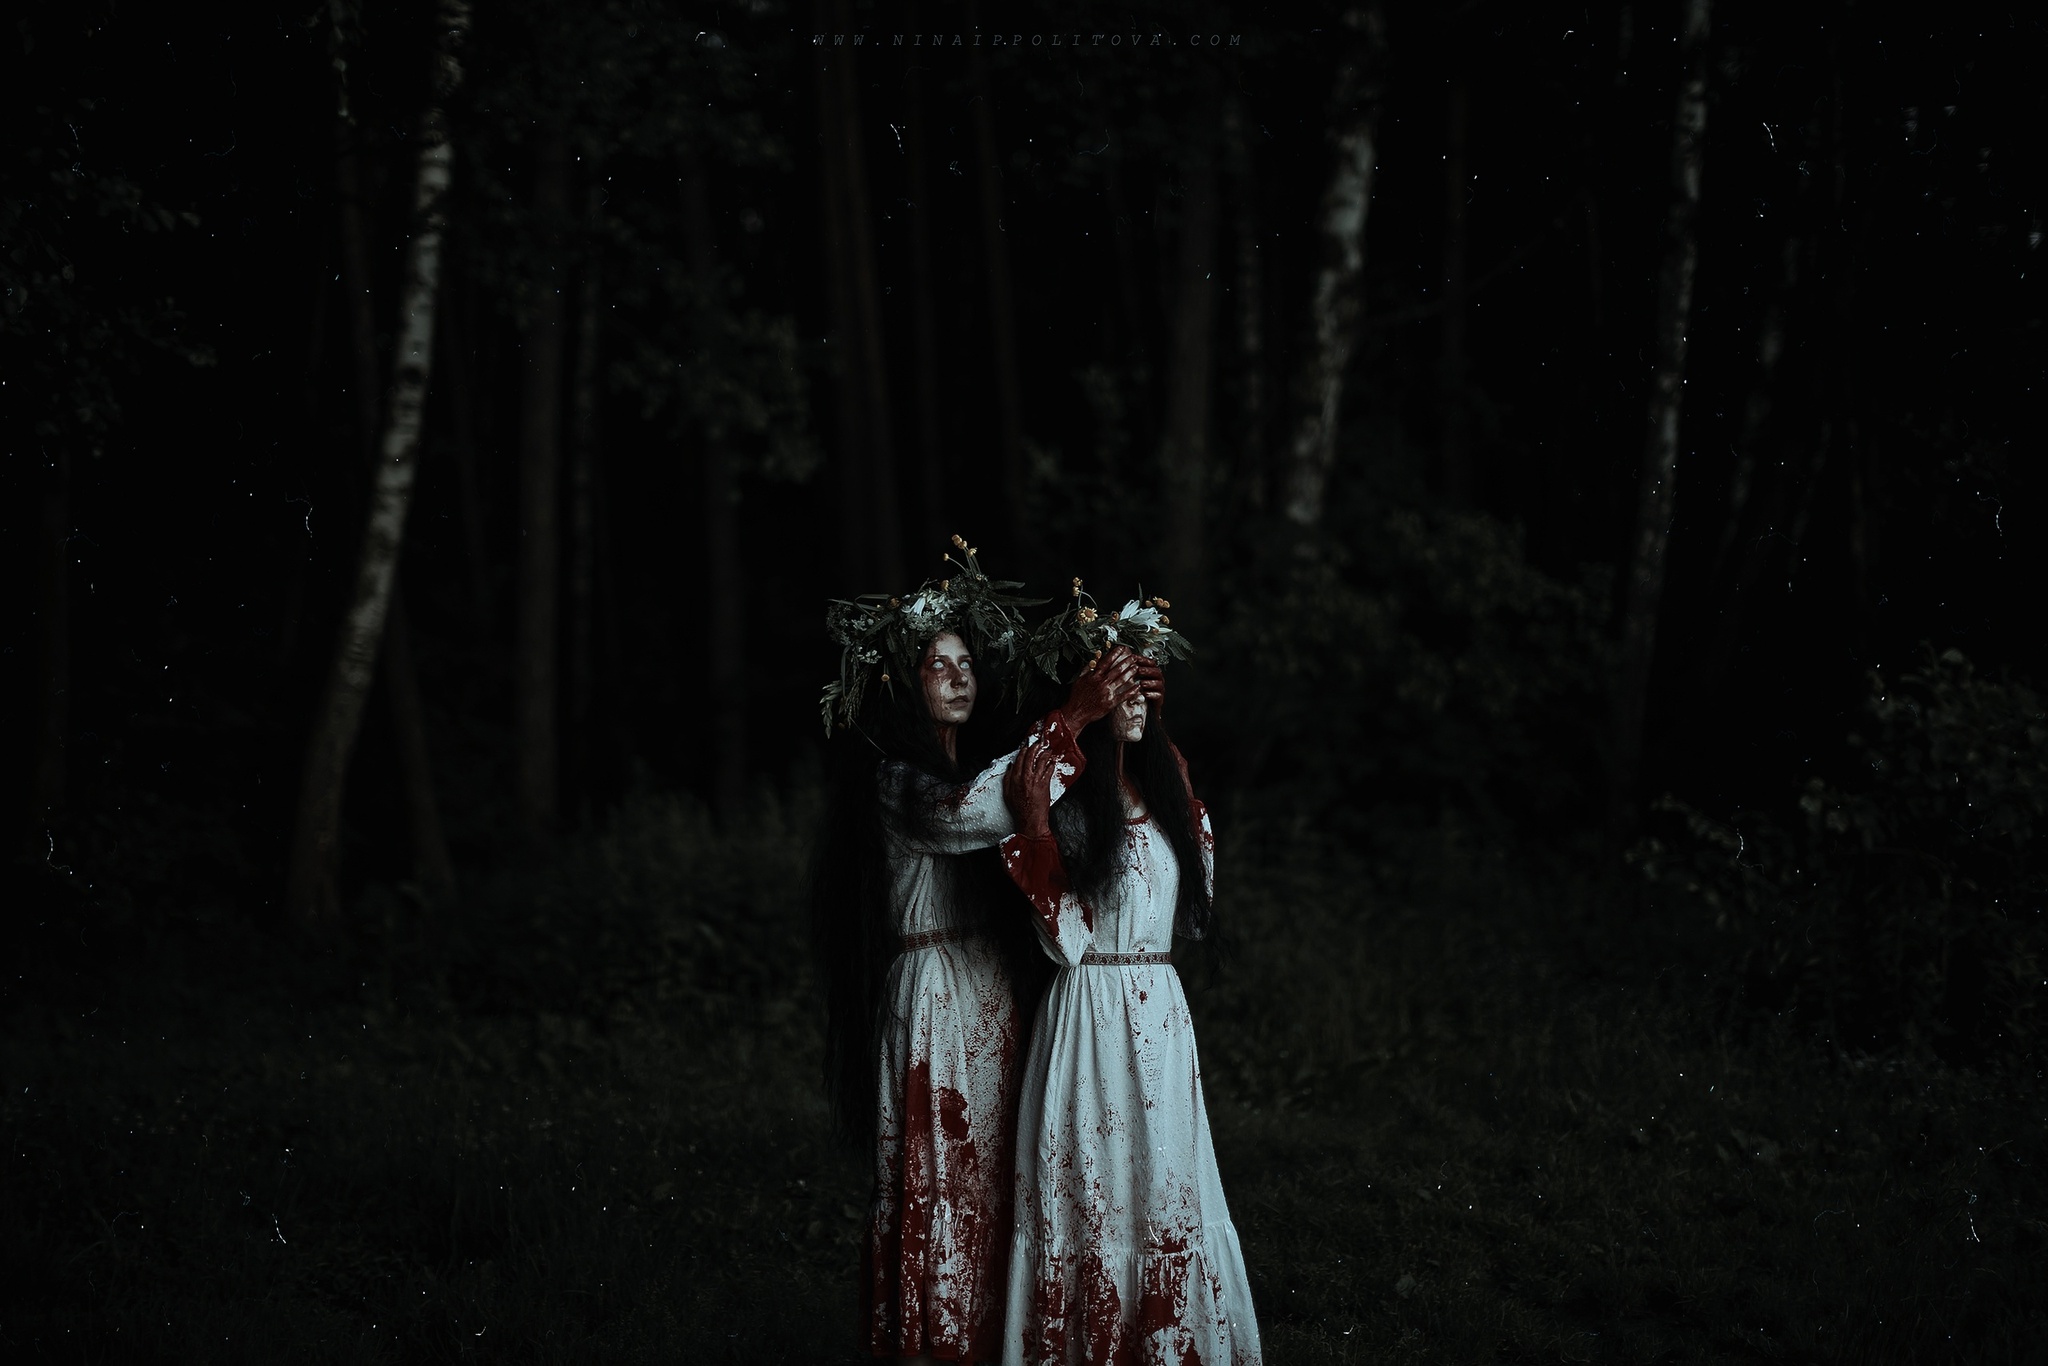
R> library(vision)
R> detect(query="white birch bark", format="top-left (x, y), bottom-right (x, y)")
top-left (287, 0), bottom-right (470, 925)
top-left (1282, 8), bottom-right (1384, 532)
top-left (1609, 0), bottom-right (1710, 828)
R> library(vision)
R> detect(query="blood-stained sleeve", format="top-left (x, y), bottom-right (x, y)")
top-left (1191, 796), bottom-right (1216, 902)
top-left (880, 710), bottom-right (1089, 854)
top-left (998, 833), bottom-right (1093, 967)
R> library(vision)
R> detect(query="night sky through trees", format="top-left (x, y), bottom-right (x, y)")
top-left (3, 2), bottom-right (2044, 1360)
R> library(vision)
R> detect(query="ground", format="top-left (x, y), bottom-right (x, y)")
top-left (2, 796), bottom-right (2039, 1362)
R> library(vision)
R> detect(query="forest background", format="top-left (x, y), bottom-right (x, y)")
top-left (3, 0), bottom-right (2044, 1361)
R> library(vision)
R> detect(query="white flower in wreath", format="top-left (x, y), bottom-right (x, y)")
top-left (904, 592), bottom-right (939, 620)
top-left (1105, 600), bottom-right (1162, 643)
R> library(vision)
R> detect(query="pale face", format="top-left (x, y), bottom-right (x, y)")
top-left (1111, 687), bottom-right (1148, 743)
top-left (920, 631), bottom-right (978, 727)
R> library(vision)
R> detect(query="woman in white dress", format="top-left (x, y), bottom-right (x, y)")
top-left (813, 569), bottom-right (1152, 1362)
top-left (995, 682), bottom-right (1262, 1365)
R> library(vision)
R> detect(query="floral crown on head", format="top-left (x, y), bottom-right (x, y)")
top-left (1024, 579), bottom-right (1194, 686)
top-left (820, 535), bottom-right (1042, 736)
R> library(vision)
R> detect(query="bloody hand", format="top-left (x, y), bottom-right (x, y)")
top-left (1135, 659), bottom-right (1166, 717)
top-left (1003, 737), bottom-right (1059, 838)
top-left (1059, 645), bottom-right (1140, 730)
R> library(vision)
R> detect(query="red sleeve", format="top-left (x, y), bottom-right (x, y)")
top-left (1036, 708), bottom-right (1087, 778)
top-left (1000, 832), bottom-right (1091, 941)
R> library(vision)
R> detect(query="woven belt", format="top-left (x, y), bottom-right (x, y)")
top-left (897, 926), bottom-right (968, 953)
top-left (1079, 950), bottom-right (1172, 966)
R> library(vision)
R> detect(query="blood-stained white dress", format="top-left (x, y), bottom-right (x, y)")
top-left (996, 792), bottom-right (1262, 1366)
top-left (865, 713), bottom-right (1087, 1362)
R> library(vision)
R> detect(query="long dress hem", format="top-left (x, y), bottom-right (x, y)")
top-left (997, 796), bottom-right (1263, 1366)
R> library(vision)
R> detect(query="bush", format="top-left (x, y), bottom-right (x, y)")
top-left (1632, 649), bottom-right (2048, 1064)
top-left (1219, 500), bottom-right (1610, 848)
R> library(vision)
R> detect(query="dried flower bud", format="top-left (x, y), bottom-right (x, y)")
top-left (1160, 615), bottom-right (1171, 626)
top-left (1155, 597), bottom-right (1172, 609)
top-left (951, 533), bottom-right (967, 549)
top-left (939, 579), bottom-right (950, 591)
top-left (890, 597), bottom-right (901, 608)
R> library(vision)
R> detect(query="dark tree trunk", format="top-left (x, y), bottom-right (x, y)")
top-left (680, 154), bottom-right (748, 816)
top-left (566, 186), bottom-right (602, 825)
top-left (1102, 144), bottom-right (1152, 398)
top-left (287, 0), bottom-right (468, 924)
top-left (966, 0), bottom-right (1026, 557)
top-left (813, 7), bottom-right (866, 586)
top-left (812, 4), bottom-right (902, 587)
top-left (515, 131), bottom-right (570, 840)
top-left (381, 587), bottom-right (455, 897)
top-left (441, 283), bottom-right (494, 631)
top-left (25, 448), bottom-right (70, 842)
top-left (593, 443), bottom-right (634, 782)
top-left (1159, 115), bottom-right (1220, 616)
top-left (829, 1), bottom-right (902, 587)
top-left (1608, 0), bottom-right (1710, 836)
top-left (1222, 94), bottom-right (1267, 510)
top-left (1689, 242), bottom-right (1792, 747)
top-left (1439, 76), bottom-right (1473, 505)
top-left (903, 3), bottom-right (946, 555)
top-left (1282, 6), bottom-right (1385, 534)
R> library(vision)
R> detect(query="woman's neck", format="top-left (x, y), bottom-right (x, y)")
top-left (933, 722), bottom-right (958, 763)
top-left (1116, 742), bottom-right (1145, 813)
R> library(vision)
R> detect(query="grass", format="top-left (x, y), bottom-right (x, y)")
top-left (3, 794), bottom-right (2042, 1362)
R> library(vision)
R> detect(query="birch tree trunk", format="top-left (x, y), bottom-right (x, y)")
top-left (515, 131), bottom-right (570, 839)
top-left (286, 0), bottom-right (469, 925)
top-left (1608, 0), bottom-right (1710, 833)
top-left (566, 187), bottom-right (602, 825)
top-left (1281, 6), bottom-right (1385, 533)
top-left (1439, 76), bottom-right (1473, 504)
top-left (904, 1), bottom-right (946, 554)
top-left (1223, 95), bottom-right (1267, 510)
top-left (680, 154), bottom-right (748, 816)
top-left (1159, 119), bottom-right (1220, 615)
top-left (967, 0), bottom-right (1026, 556)
top-left (328, 8), bottom-right (455, 899)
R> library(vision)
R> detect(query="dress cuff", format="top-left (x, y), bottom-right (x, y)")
top-left (1035, 708), bottom-right (1087, 780)
top-left (1000, 832), bottom-right (1070, 901)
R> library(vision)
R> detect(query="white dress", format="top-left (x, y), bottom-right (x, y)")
top-left (864, 712), bottom-right (1086, 1362)
top-left (997, 792), bottom-right (1262, 1366)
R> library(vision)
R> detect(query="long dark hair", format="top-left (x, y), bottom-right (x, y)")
top-left (1050, 702), bottom-right (1213, 939)
top-left (809, 669), bottom-right (1051, 1153)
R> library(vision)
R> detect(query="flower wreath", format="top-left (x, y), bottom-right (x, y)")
top-left (1023, 579), bottom-right (1194, 687)
top-left (819, 535), bottom-right (1042, 736)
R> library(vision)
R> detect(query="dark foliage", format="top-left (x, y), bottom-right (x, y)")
top-left (1635, 649), bottom-right (2048, 1065)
